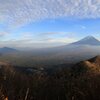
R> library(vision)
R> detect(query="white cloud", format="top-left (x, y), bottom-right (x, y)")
top-left (0, 33), bottom-right (76, 48)
top-left (0, 32), bottom-right (8, 37)
top-left (0, 0), bottom-right (100, 28)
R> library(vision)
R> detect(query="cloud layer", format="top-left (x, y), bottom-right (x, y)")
top-left (0, 31), bottom-right (76, 49)
top-left (0, 0), bottom-right (100, 28)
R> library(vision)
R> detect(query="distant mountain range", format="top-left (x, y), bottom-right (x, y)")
top-left (45, 36), bottom-right (100, 63)
top-left (0, 36), bottom-right (100, 69)
top-left (0, 36), bottom-right (100, 63)
top-left (1, 36), bottom-right (100, 53)
top-left (0, 47), bottom-right (18, 53)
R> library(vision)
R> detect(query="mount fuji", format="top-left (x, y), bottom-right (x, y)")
top-left (70, 36), bottom-right (100, 46)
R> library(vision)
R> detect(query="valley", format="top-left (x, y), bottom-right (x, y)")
top-left (0, 36), bottom-right (99, 100)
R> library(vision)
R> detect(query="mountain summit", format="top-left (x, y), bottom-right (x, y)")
top-left (71, 36), bottom-right (100, 45)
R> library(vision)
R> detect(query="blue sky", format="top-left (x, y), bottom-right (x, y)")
top-left (0, 0), bottom-right (100, 48)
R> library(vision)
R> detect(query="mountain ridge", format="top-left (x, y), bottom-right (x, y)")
top-left (0, 47), bottom-right (18, 53)
top-left (72, 55), bottom-right (100, 76)
top-left (70, 36), bottom-right (100, 46)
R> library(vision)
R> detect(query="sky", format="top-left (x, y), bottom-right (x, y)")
top-left (0, 0), bottom-right (100, 49)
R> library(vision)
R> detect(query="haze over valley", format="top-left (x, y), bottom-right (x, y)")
top-left (0, 36), bottom-right (100, 69)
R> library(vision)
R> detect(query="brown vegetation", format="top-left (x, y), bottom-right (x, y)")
top-left (0, 56), bottom-right (100, 100)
